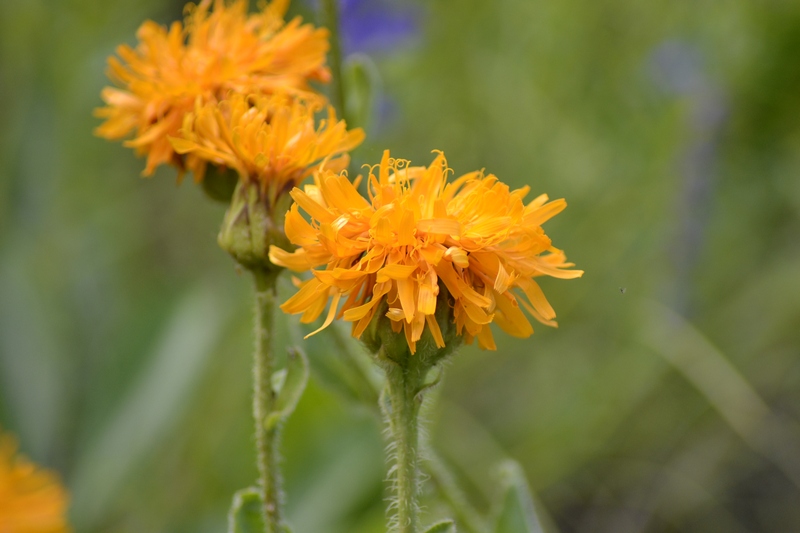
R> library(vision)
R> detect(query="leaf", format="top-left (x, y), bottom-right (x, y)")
top-left (228, 487), bottom-right (264, 533)
top-left (343, 53), bottom-right (381, 130)
top-left (271, 368), bottom-right (288, 394)
top-left (423, 519), bottom-right (457, 533)
top-left (493, 461), bottom-right (546, 533)
top-left (265, 347), bottom-right (309, 430)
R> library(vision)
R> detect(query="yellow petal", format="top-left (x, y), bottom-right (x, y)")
top-left (517, 278), bottom-right (556, 320)
top-left (425, 314), bottom-right (445, 348)
top-left (280, 278), bottom-right (326, 314)
top-left (417, 218), bottom-right (461, 237)
top-left (493, 292), bottom-right (533, 338)
top-left (376, 263), bottom-right (417, 282)
top-left (269, 246), bottom-right (316, 272)
top-left (396, 277), bottom-right (416, 322)
top-left (305, 292), bottom-right (341, 338)
top-left (524, 198), bottom-right (567, 226)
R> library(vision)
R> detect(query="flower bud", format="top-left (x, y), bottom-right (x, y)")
top-left (217, 180), bottom-right (292, 273)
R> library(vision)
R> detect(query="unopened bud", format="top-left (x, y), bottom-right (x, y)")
top-left (217, 180), bottom-right (292, 273)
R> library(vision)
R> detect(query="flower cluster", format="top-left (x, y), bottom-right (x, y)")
top-left (95, 0), bottom-right (331, 178)
top-left (0, 431), bottom-right (71, 532)
top-left (270, 151), bottom-right (583, 353)
top-left (97, 0), bottom-right (581, 353)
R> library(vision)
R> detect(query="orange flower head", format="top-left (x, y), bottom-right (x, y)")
top-left (170, 93), bottom-right (365, 201)
top-left (95, 0), bottom-right (331, 178)
top-left (0, 431), bottom-right (71, 532)
top-left (269, 150), bottom-right (583, 354)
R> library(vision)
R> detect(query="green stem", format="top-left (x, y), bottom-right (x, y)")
top-left (384, 357), bottom-right (425, 533)
top-left (253, 269), bottom-right (282, 532)
top-left (322, 0), bottom-right (347, 124)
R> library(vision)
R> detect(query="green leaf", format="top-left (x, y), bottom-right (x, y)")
top-left (494, 461), bottom-right (546, 533)
top-left (423, 519), bottom-right (457, 533)
top-left (271, 368), bottom-right (288, 394)
top-left (265, 347), bottom-right (309, 430)
top-left (228, 487), bottom-right (264, 533)
top-left (343, 53), bottom-right (381, 129)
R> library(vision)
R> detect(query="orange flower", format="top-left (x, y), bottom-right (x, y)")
top-left (95, 0), bottom-right (331, 178)
top-left (269, 150), bottom-right (583, 354)
top-left (170, 93), bottom-right (365, 200)
top-left (0, 431), bottom-right (71, 533)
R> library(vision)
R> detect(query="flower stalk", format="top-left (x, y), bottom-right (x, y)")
top-left (383, 351), bottom-right (426, 533)
top-left (253, 268), bottom-right (283, 532)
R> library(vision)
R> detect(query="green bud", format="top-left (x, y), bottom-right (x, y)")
top-left (217, 179), bottom-right (292, 273)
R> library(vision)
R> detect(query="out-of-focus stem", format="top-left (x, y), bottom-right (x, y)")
top-left (322, 0), bottom-right (348, 124)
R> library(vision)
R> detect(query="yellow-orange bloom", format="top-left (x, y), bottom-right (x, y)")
top-left (269, 151), bottom-right (583, 353)
top-left (0, 431), bottom-right (71, 533)
top-left (95, 0), bottom-right (331, 178)
top-left (170, 93), bottom-right (365, 198)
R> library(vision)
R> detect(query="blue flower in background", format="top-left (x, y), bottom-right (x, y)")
top-left (339, 0), bottom-right (420, 55)
top-left (307, 0), bottom-right (421, 55)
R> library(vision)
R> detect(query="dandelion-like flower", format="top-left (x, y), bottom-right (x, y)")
top-left (0, 431), bottom-right (71, 533)
top-left (270, 150), bottom-right (583, 354)
top-left (95, 0), bottom-right (331, 178)
top-left (170, 92), bottom-right (365, 198)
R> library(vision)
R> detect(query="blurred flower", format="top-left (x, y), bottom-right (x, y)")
top-left (337, 0), bottom-right (420, 55)
top-left (0, 431), bottom-right (71, 533)
top-left (270, 150), bottom-right (582, 353)
top-left (95, 0), bottom-right (331, 179)
top-left (170, 92), bottom-right (365, 201)
top-left (307, 0), bottom-right (420, 55)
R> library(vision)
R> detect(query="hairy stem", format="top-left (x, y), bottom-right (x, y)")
top-left (253, 269), bottom-right (282, 532)
top-left (322, 0), bottom-right (347, 124)
top-left (384, 358), bottom-right (424, 533)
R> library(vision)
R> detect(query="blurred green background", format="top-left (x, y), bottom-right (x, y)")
top-left (2, 0), bottom-right (800, 531)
